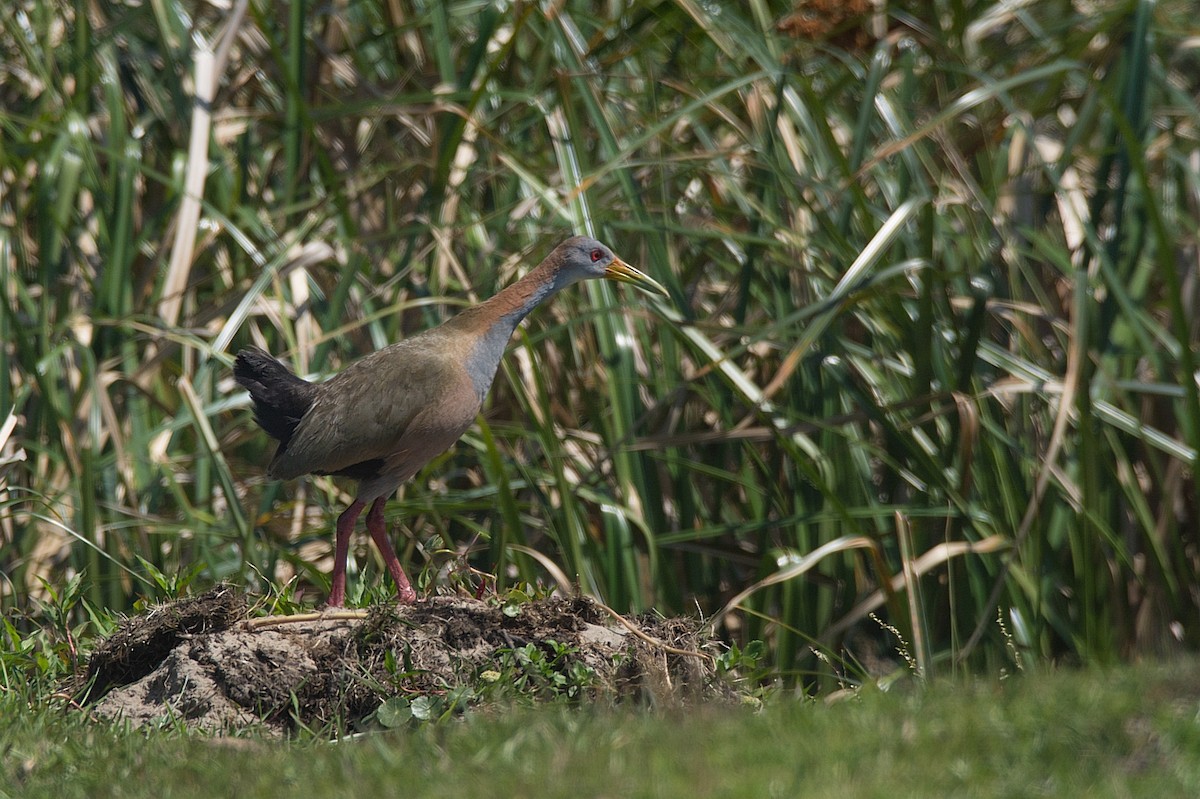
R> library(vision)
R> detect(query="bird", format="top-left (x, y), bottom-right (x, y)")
top-left (234, 236), bottom-right (667, 607)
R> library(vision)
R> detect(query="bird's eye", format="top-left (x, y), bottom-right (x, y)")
top-left (590, 249), bottom-right (604, 263)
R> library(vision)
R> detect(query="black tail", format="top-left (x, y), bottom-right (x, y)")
top-left (233, 347), bottom-right (318, 446)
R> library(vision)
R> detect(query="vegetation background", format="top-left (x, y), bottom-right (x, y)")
top-left (2, 0), bottom-right (1198, 687)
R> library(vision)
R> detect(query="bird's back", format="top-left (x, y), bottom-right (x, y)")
top-left (264, 331), bottom-right (486, 489)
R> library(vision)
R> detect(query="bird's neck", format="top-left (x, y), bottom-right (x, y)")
top-left (448, 259), bottom-right (568, 339)
top-left (443, 258), bottom-right (569, 400)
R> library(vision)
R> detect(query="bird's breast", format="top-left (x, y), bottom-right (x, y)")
top-left (460, 321), bottom-right (518, 402)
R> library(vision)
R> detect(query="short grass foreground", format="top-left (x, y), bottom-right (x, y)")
top-left (5, 661), bottom-right (1200, 798)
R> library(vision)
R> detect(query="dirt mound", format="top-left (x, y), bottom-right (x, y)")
top-left (80, 586), bottom-right (727, 735)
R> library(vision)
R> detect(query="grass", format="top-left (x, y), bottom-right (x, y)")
top-left (2, 0), bottom-right (1199, 685)
top-left (3, 4), bottom-right (1198, 793)
top-left (5, 659), bottom-right (1200, 798)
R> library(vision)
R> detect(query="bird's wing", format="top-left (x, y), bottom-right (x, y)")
top-left (269, 340), bottom-right (478, 481)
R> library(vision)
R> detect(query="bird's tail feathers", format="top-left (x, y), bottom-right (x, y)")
top-left (233, 347), bottom-right (317, 445)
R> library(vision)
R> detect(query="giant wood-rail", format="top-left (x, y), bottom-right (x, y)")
top-left (234, 236), bottom-right (667, 606)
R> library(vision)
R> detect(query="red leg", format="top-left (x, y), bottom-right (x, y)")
top-left (328, 499), bottom-right (366, 608)
top-left (366, 497), bottom-right (418, 604)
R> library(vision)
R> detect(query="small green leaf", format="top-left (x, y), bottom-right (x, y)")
top-left (375, 697), bottom-right (412, 728)
top-left (410, 695), bottom-right (440, 721)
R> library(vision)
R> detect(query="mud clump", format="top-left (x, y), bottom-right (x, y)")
top-left (81, 586), bottom-right (728, 735)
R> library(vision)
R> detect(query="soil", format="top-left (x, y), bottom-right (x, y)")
top-left (79, 585), bottom-right (729, 735)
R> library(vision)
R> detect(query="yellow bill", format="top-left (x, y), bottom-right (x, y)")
top-left (605, 256), bottom-right (669, 297)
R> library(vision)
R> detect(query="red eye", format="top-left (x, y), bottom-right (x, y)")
top-left (590, 249), bottom-right (603, 262)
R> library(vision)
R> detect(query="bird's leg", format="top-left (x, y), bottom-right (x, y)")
top-left (366, 497), bottom-right (418, 604)
top-left (328, 499), bottom-right (366, 608)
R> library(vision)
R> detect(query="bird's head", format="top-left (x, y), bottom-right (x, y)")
top-left (554, 236), bottom-right (669, 297)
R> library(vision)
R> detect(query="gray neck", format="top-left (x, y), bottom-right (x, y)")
top-left (458, 270), bottom-right (571, 401)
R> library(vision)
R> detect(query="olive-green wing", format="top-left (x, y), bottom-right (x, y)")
top-left (268, 342), bottom-right (459, 480)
